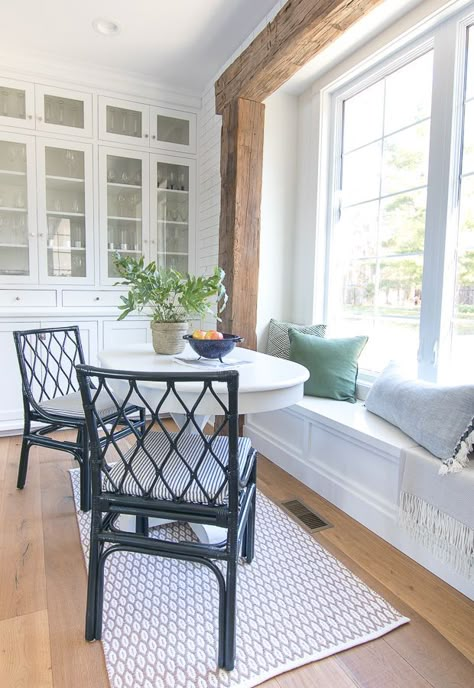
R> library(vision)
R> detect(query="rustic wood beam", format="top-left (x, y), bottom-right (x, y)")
top-left (215, 0), bottom-right (384, 114)
top-left (218, 98), bottom-right (265, 350)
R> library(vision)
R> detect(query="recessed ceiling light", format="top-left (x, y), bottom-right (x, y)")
top-left (92, 18), bottom-right (120, 36)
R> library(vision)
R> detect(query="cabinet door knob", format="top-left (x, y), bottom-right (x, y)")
top-left (143, 239), bottom-right (148, 243)
top-left (37, 116), bottom-right (43, 121)
top-left (15, 296), bottom-right (21, 301)
top-left (144, 133), bottom-right (149, 138)
top-left (28, 114), bottom-right (33, 120)
top-left (29, 232), bottom-right (36, 237)
top-left (94, 297), bottom-right (100, 301)
top-left (152, 135), bottom-right (156, 140)
top-left (38, 233), bottom-right (44, 238)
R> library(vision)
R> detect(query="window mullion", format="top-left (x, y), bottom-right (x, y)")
top-left (418, 18), bottom-right (465, 381)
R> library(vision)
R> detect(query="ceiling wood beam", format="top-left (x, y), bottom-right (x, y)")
top-left (215, 0), bottom-right (384, 114)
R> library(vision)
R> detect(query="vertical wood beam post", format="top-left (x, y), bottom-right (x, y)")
top-left (218, 98), bottom-right (265, 350)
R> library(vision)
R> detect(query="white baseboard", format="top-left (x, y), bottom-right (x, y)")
top-left (245, 417), bottom-right (474, 600)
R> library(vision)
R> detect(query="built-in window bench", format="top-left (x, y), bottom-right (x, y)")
top-left (244, 397), bottom-right (472, 597)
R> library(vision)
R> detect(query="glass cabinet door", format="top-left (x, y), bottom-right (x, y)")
top-left (0, 78), bottom-right (35, 129)
top-left (36, 140), bottom-right (93, 283)
top-left (150, 155), bottom-right (195, 274)
top-left (35, 85), bottom-right (93, 137)
top-left (0, 133), bottom-right (37, 282)
top-left (99, 147), bottom-right (150, 281)
top-left (99, 97), bottom-right (149, 145)
top-left (150, 106), bottom-right (196, 153)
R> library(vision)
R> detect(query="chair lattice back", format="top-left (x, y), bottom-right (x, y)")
top-left (76, 365), bottom-right (240, 507)
top-left (14, 326), bottom-right (85, 408)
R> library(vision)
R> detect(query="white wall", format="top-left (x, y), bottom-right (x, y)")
top-left (195, 0), bottom-right (288, 331)
top-left (257, 90), bottom-right (298, 350)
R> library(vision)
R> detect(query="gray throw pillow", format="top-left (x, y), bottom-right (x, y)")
top-left (365, 363), bottom-right (474, 473)
top-left (266, 318), bottom-right (326, 360)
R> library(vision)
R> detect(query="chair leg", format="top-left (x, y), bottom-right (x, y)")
top-left (85, 529), bottom-right (101, 641)
top-left (79, 427), bottom-right (91, 513)
top-left (17, 436), bottom-right (32, 489)
top-left (222, 559), bottom-right (238, 671)
top-left (136, 516), bottom-right (149, 536)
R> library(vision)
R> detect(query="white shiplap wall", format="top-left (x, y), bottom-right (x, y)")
top-left (196, 0), bottom-right (287, 288)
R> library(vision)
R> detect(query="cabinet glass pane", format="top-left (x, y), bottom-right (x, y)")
top-left (0, 140), bottom-right (29, 276)
top-left (107, 155), bottom-right (143, 276)
top-left (106, 106), bottom-right (142, 138)
top-left (44, 95), bottom-right (84, 129)
top-left (156, 162), bottom-right (189, 273)
top-left (45, 147), bottom-right (86, 277)
top-left (156, 114), bottom-right (189, 146)
top-left (0, 87), bottom-right (26, 120)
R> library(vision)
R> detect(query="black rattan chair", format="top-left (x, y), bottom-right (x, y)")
top-left (76, 364), bottom-right (257, 671)
top-left (13, 326), bottom-right (145, 512)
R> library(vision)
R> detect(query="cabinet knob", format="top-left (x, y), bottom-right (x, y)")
top-left (38, 233), bottom-right (44, 238)
top-left (144, 133), bottom-right (149, 139)
top-left (15, 296), bottom-right (20, 301)
top-left (37, 116), bottom-right (43, 121)
top-left (143, 239), bottom-right (148, 243)
top-left (152, 135), bottom-right (156, 140)
top-left (29, 232), bottom-right (36, 237)
top-left (28, 114), bottom-right (33, 120)
top-left (94, 297), bottom-right (100, 301)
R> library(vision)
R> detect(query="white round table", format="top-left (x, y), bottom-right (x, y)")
top-left (98, 343), bottom-right (309, 416)
top-left (97, 343), bottom-right (309, 542)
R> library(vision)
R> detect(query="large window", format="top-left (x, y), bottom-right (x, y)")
top-left (325, 11), bottom-right (474, 382)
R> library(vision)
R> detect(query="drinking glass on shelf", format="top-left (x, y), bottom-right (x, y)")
top-left (54, 198), bottom-right (62, 212)
top-left (58, 100), bottom-right (65, 125)
top-left (178, 172), bottom-right (186, 191)
top-left (65, 150), bottom-right (76, 177)
top-left (72, 198), bottom-right (80, 213)
top-left (107, 168), bottom-right (117, 183)
top-left (117, 193), bottom-right (126, 216)
top-left (169, 172), bottom-right (175, 189)
top-left (134, 170), bottom-right (142, 185)
top-left (16, 191), bottom-right (25, 208)
top-left (121, 171), bottom-right (129, 184)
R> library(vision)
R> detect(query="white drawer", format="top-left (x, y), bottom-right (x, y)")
top-left (62, 290), bottom-right (125, 307)
top-left (0, 289), bottom-right (57, 307)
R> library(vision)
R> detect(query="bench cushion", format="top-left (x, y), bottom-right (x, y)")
top-left (104, 431), bottom-right (254, 505)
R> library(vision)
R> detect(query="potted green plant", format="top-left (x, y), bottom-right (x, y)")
top-left (113, 254), bottom-right (227, 355)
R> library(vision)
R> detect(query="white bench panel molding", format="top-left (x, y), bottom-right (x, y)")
top-left (245, 399), bottom-right (474, 600)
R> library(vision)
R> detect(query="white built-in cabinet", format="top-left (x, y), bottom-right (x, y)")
top-left (99, 96), bottom-right (196, 153)
top-left (0, 73), bottom-right (198, 433)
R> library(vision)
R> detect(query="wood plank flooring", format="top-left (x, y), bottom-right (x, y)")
top-left (0, 434), bottom-right (472, 688)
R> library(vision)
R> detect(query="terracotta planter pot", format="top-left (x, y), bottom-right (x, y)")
top-left (150, 321), bottom-right (189, 355)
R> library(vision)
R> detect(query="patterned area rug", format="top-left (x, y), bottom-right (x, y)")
top-left (69, 469), bottom-right (408, 688)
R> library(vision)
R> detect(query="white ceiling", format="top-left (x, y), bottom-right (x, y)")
top-left (0, 0), bottom-right (279, 94)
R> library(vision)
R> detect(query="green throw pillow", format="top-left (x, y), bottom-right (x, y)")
top-left (289, 330), bottom-right (368, 403)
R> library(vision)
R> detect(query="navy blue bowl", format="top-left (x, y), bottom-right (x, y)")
top-left (183, 333), bottom-right (243, 361)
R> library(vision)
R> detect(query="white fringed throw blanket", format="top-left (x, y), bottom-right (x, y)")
top-left (399, 445), bottom-right (474, 583)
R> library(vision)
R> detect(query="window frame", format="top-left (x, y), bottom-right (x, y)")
top-left (319, 5), bottom-right (474, 384)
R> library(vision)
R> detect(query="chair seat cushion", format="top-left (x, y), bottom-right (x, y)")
top-left (39, 389), bottom-right (119, 419)
top-left (104, 431), bottom-right (255, 505)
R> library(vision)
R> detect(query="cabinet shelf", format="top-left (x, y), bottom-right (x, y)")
top-left (46, 210), bottom-right (85, 217)
top-left (108, 182), bottom-right (142, 189)
top-left (0, 169), bottom-right (26, 178)
top-left (157, 188), bottom-right (188, 194)
top-left (157, 220), bottom-right (188, 226)
top-left (46, 175), bottom-right (84, 183)
top-left (157, 251), bottom-right (188, 256)
top-left (108, 248), bottom-right (142, 254)
top-left (0, 243), bottom-right (28, 248)
top-left (47, 246), bottom-right (85, 252)
top-left (0, 206), bottom-right (27, 213)
top-left (107, 215), bottom-right (142, 222)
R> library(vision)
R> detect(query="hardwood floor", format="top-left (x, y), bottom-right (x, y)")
top-left (0, 433), bottom-right (473, 688)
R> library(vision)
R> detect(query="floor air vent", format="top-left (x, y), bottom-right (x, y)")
top-left (281, 499), bottom-right (332, 533)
